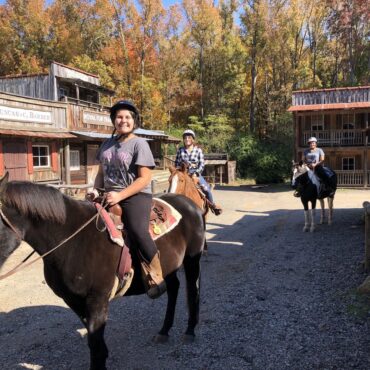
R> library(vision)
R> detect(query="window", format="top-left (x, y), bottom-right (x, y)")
top-left (342, 157), bottom-right (355, 171)
top-left (70, 150), bottom-right (80, 171)
top-left (311, 114), bottom-right (324, 131)
top-left (33, 145), bottom-right (50, 168)
top-left (59, 87), bottom-right (68, 99)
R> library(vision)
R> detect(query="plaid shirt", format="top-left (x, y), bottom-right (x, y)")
top-left (175, 146), bottom-right (205, 176)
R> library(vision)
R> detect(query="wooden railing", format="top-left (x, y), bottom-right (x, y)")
top-left (293, 87), bottom-right (370, 106)
top-left (336, 171), bottom-right (364, 186)
top-left (302, 130), bottom-right (365, 146)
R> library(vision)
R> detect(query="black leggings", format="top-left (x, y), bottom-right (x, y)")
top-left (119, 192), bottom-right (157, 263)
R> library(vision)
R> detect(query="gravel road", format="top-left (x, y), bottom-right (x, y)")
top-left (0, 185), bottom-right (370, 370)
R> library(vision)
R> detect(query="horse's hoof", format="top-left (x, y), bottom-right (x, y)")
top-left (182, 334), bottom-right (195, 344)
top-left (303, 227), bottom-right (308, 232)
top-left (152, 334), bottom-right (169, 344)
top-left (310, 228), bottom-right (315, 233)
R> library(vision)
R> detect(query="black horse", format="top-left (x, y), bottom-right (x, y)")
top-left (291, 162), bottom-right (337, 232)
top-left (0, 173), bottom-right (205, 370)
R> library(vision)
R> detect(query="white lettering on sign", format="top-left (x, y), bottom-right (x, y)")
top-left (83, 111), bottom-right (111, 126)
top-left (0, 105), bottom-right (52, 124)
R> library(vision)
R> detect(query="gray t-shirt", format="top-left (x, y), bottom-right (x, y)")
top-left (303, 148), bottom-right (324, 164)
top-left (96, 136), bottom-right (155, 194)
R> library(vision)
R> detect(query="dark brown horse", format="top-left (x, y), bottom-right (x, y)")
top-left (0, 173), bottom-right (205, 370)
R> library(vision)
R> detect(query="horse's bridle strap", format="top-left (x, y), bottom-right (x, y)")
top-left (0, 206), bottom-right (23, 240)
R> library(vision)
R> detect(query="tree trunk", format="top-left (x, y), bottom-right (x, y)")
top-left (111, 0), bottom-right (132, 95)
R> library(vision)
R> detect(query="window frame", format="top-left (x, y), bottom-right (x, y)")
top-left (70, 150), bottom-right (81, 171)
top-left (311, 114), bottom-right (324, 131)
top-left (32, 144), bottom-right (50, 168)
top-left (342, 157), bottom-right (355, 171)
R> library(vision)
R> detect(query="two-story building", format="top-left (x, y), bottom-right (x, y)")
top-left (0, 62), bottom-right (180, 185)
top-left (289, 86), bottom-right (370, 187)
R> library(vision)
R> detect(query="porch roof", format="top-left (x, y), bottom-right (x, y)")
top-left (288, 102), bottom-right (370, 112)
top-left (0, 128), bottom-right (76, 138)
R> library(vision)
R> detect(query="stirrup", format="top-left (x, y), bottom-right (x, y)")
top-left (210, 205), bottom-right (222, 216)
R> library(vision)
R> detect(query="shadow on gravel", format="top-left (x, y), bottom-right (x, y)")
top-left (0, 205), bottom-right (368, 370)
top-left (0, 305), bottom-right (88, 369)
top-left (214, 183), bottom-right (292, 193)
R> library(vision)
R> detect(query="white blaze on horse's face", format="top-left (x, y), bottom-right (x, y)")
top-left (169, 173), bottom-right (179, 193)
top-left (292, 165), bottom-right (309, 184)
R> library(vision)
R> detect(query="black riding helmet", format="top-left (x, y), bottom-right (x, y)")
top-left (110, 100), bottom-right (141, 129)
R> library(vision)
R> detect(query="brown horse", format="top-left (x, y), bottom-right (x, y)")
top-left (168, 164), bottom-right (209, 217)
top-left (0, 173), bottom-right (205, 370)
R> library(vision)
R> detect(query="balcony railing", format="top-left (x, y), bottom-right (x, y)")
top-left (293, 87), bottom-right (370, 106)
top-left (302, 130), bottom-right (365, 146)
top-left (336, 171), bottom-right (364, 186)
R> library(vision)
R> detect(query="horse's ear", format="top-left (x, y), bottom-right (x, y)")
top-left (0, 172), bottom-right (9, 196)
top-left (169, 165), bottom-right (176, 174)
top-left (180, 162), bottom-right (188, 172)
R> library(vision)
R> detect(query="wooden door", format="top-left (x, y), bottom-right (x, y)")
top-left (3, 141), bottom-right (28, 181)
top-left (86, 144), bottom-right (100, 186)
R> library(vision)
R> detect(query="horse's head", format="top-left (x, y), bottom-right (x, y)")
top-left (0, 172), bottom-right (24, 268)
top-left (168, 164), bottom-right (192, 194)
top-left (291, 161), bottom-right (309, 189)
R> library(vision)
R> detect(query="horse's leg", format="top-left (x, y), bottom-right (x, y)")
top-left (202, 215), bottom-right (208, 256)
top-left (309, 199), bottom-right (317, 232)
top-left (319, 199), bottom-right (325, 224)
top-left (154, 270), bottom-right (180, 343)
top-left (182, 252), bottom-right (202, 343)
top-left (302, 200), bottom-right (310, 232)
top-left (85, 296), bottom-right (109, 370)
top-left (327, 196), bottom-right (334, 225)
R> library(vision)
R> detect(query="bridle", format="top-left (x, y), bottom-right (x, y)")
top-left (0, 196), bottom-right (109, 281)
top-left (0, 200), bottom-right (23, 240)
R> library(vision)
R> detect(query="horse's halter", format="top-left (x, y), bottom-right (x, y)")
top-left (0, 200), bottom-right (23, 240)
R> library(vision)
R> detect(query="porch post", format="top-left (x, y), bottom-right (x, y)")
top-left (364, 149), bottom-right (368, 187)
top-left (64, 140), bottom-right (71, 185)
top-left (365, 112), bottom-right (369, 187)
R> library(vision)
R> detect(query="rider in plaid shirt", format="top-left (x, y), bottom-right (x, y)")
top-left (175, 129), bottom-right (222, 215)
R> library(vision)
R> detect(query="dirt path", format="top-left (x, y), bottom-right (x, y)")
top-left (0, 185), bottom-right (370, 369)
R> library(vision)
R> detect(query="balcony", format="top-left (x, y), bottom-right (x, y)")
top-left (302, 130), bottom-right (365, 146)
top-left (293, 87), bottom-right (370, 106)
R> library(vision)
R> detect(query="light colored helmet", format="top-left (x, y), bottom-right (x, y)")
top-left (307, 137), bottom-right (317, 143)
top-left (183, 129), bottom-right (195, 138)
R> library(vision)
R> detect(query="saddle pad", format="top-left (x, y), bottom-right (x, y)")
top-left (150, 198), bottom-right (182, 240)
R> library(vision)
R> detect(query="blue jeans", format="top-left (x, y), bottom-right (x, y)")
top-left (198, 175), bottom-right (214, 203)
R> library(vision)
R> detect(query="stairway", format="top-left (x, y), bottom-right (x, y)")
top-left (151, 169), bottom-right (170, 195)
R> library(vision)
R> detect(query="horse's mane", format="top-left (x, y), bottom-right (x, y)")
top-left (3, 181), bottom-right (66, 224)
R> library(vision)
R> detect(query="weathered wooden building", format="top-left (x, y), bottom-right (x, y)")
top-left (289, 86), bottom-right (370, 187)
top-left (0, 62), bottom-right (180, 185)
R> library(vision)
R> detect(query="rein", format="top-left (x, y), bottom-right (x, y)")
top-left (0, 197), bottom-right (108, 281)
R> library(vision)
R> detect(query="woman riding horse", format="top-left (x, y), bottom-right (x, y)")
top-left (88, 100), bottom-right (165, 299)
top-left (295, 137), bottom-right (336, 198)
top-left (175, 129), bottom-right (222, 215)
